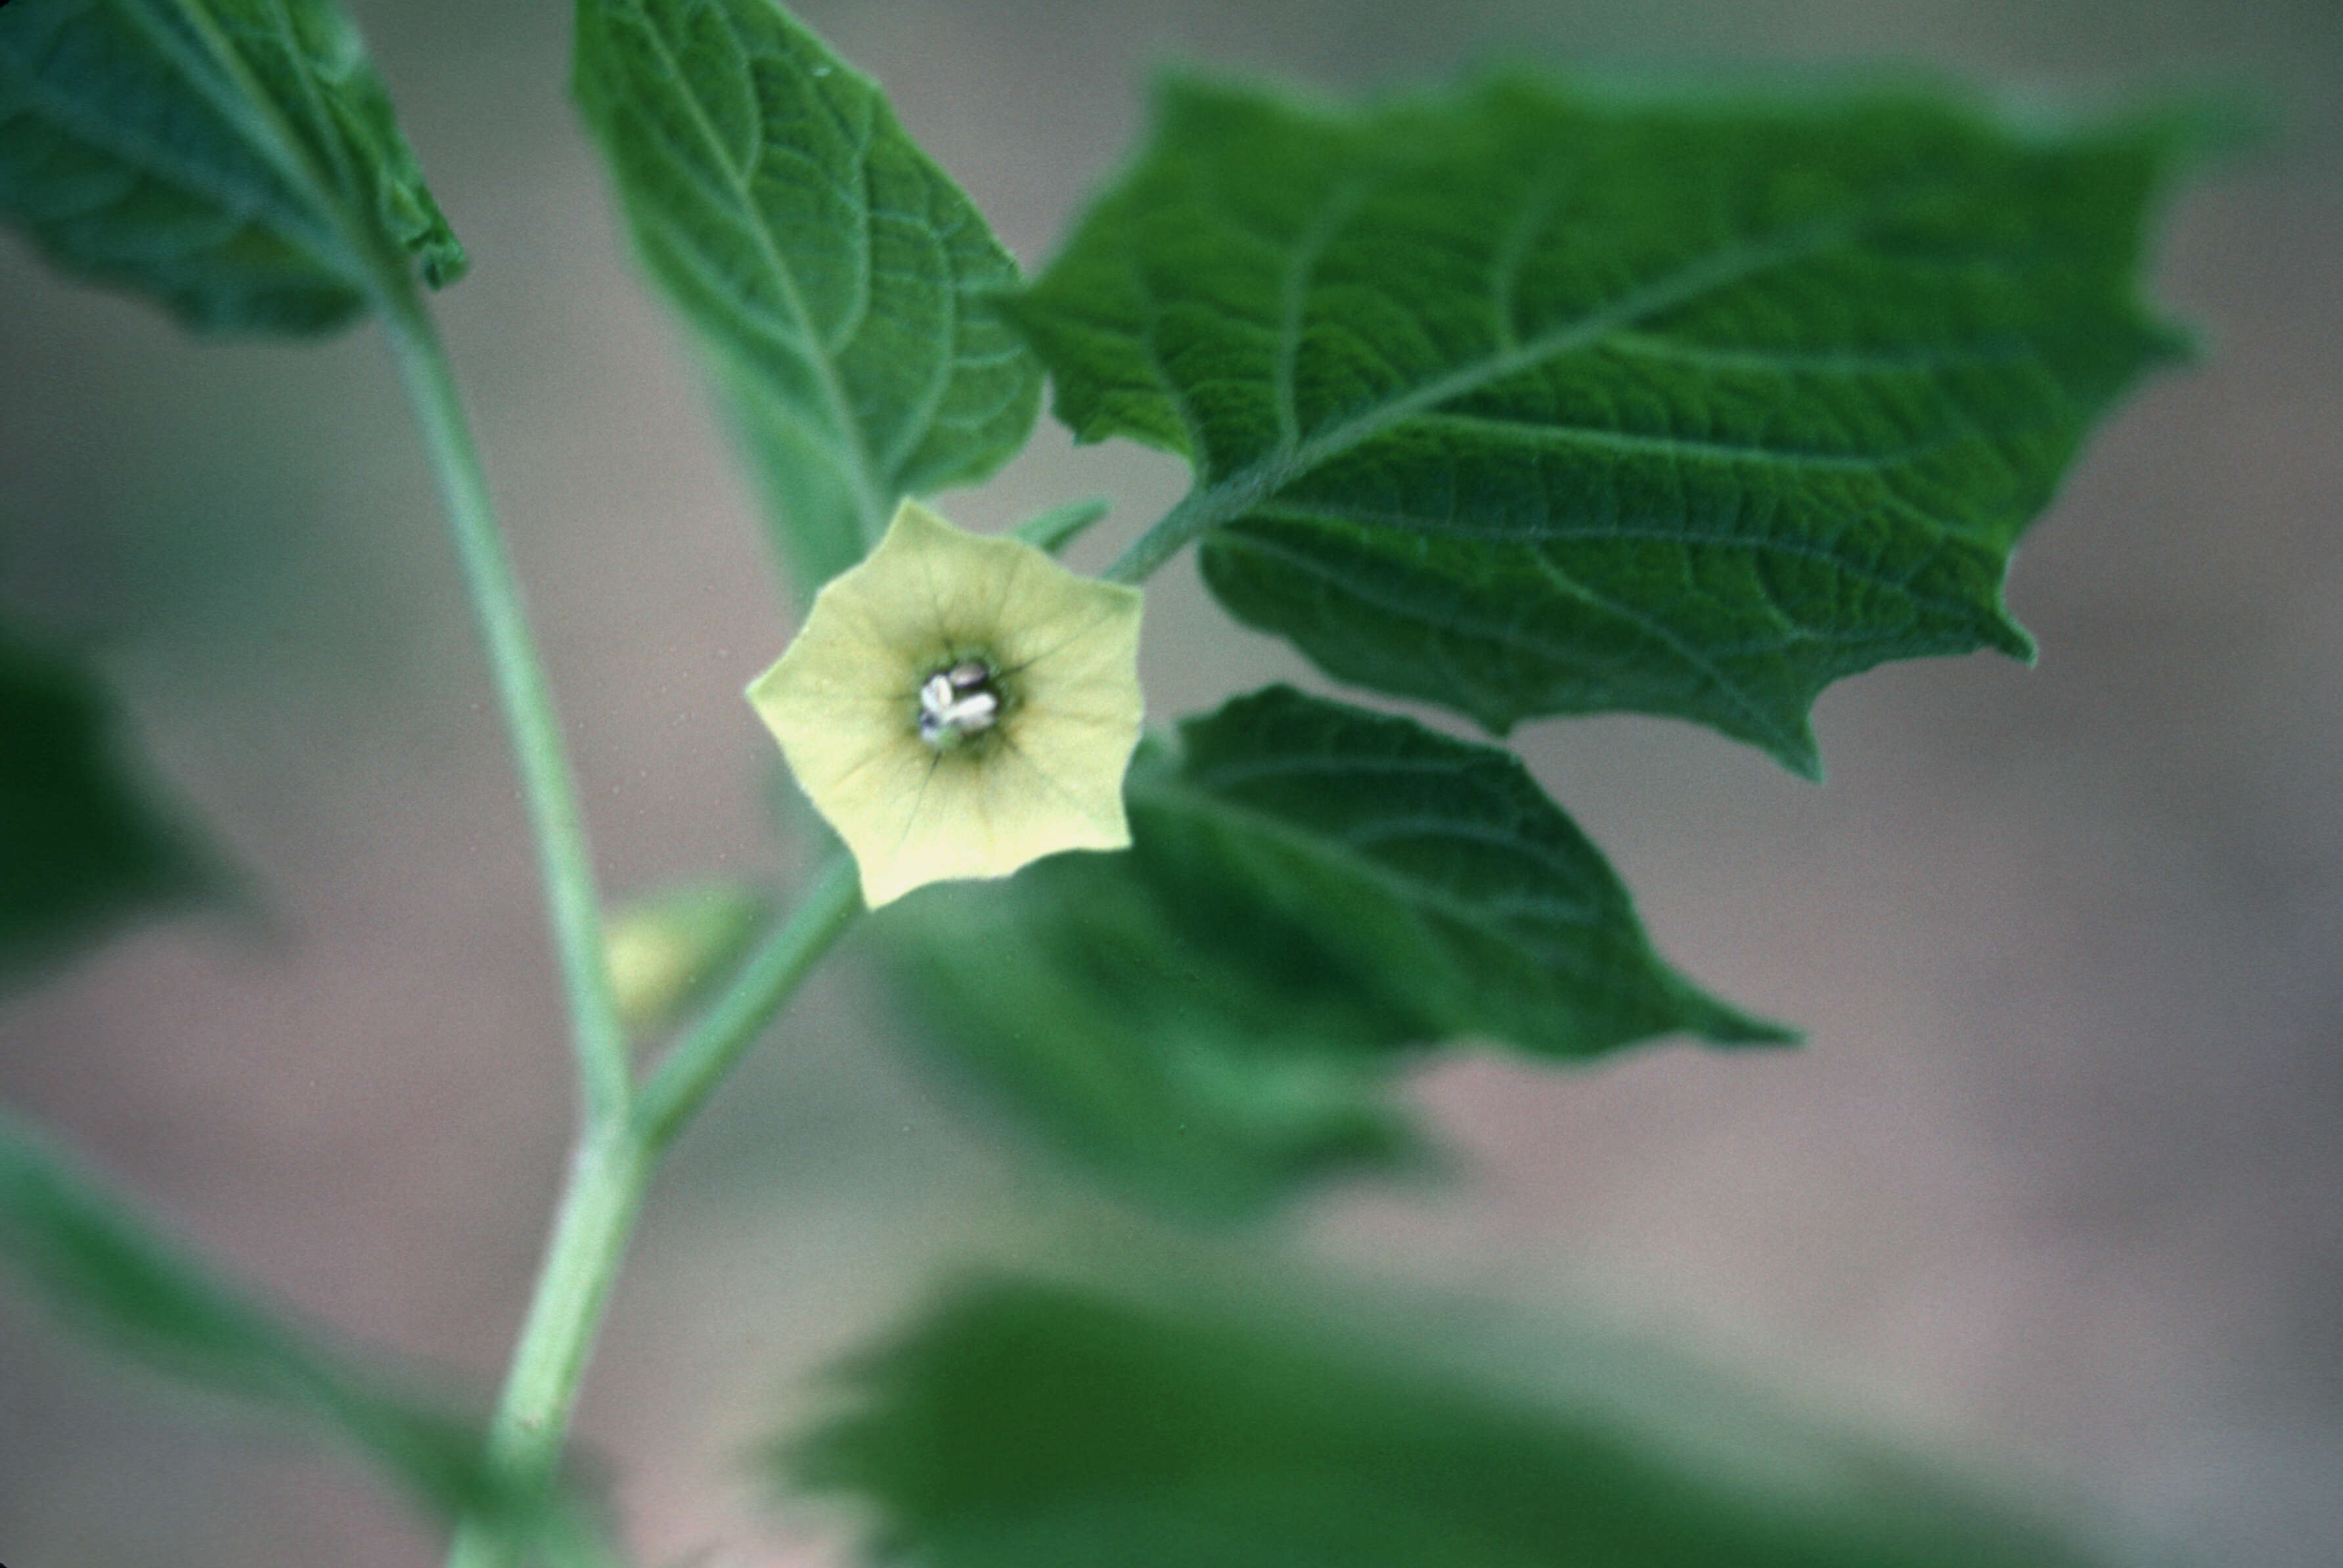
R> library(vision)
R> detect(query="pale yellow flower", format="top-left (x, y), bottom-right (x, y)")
top-left (747, 500), bottom-right (1145, 908)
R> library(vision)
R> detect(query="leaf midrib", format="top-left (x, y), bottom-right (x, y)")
top-left (627, 0), bottom-right (890, 537)
top-left (1258, 215), bottom-right (1859, 506)
top-left (169, 0), bottom-right (417, 292)
top-left (1, 0), bottom-right (360, 282)
top-left (1110, 213), bottom-right (1858, 580)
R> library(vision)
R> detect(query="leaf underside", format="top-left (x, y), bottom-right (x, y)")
top-left (0, 0), bottom-right (462, 333)
top-left (883, 686), bottom-right (1785, 1215)
top-left (573, 0), bottom-right (1042, 595)
top-left (786, 1274), bottom-right (2107, 1568)
top-left (1011, 77), bottom-right (2193, 774)
top-left (0, 625), bottom-right (208, 988)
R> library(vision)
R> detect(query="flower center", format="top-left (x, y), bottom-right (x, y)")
top-left (917, 659), bottom-right (1002, 748)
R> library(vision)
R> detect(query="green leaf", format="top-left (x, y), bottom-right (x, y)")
top-left (0, 1107), bottom-right (516, 1523)
top-left (1010, 76), bottom-right (2195, 774)
top-left (1142, 686), bottom-right (1789, 1054)
top-left (0, 624), bottom-right (208, 988)
top-left (0, 0), bottom-right (464, 333)
top-left (882, 687), bottom-right (1783, 1214)
top-left (784, 1274), bottom-right (2110, 1568)
top-left (573, 0), bottom-right (1044, 594)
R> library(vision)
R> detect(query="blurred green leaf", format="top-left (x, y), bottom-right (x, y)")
top-left (0, 625), bottom-right (207, 987)
top-left (883, 687), bottom-right (1783, 1214)
top-left (0, 1106), bottom-right (520, 1525)
top-left (1011, 76), bottom-right (2197, 774)
top-left (785, 1274), bottom-right (2110, 1568)
top-left (0, 0), bottom-right (464, 332)
top-left (573, 0), bottom-right (1044, 595)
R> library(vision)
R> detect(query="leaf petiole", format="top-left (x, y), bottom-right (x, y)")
top-left (1015, 496), bottom-right (1113, 556)
top-left (635, 853), bottom-right (862, 1153)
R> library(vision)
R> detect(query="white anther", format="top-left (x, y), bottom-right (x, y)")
top-left (918, 664), bottom-right (1001, 746)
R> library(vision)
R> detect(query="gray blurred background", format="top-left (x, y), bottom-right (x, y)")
top-left (2, 0), bottom-right (2338, 1563)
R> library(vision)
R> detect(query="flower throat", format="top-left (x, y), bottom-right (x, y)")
top-left (917, 660), bottom-right (1002, 749)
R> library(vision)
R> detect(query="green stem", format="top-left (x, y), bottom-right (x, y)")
top-left (435, 859), bottom-right (860, 1568)
top-left (1104, 485), bottom-right (1220, 584)
top-left (376, 277), bottom-right (640, 1565)
top-left (444, 1129), bottom-right (651, 1568)
top-left (377, 277), bottom-right (862, 1565)
top-left (636, 855), bottom-right (862, 1152)
top-left (378, 286), bottom-right (632, 1126)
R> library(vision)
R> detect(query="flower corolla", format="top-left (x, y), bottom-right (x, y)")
top-left (747, 500), bottom-right (1144, 908)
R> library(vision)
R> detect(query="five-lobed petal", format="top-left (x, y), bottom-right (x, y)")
top-left (747, 501), bottom-right (1145, 908)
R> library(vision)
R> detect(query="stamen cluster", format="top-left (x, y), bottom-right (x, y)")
top-left (918, 660), bottom-right (1002, 748)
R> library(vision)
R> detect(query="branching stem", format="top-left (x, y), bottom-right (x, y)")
top-left (378, 278), bottom-right (866, 1567)
top-left (636, 854), bottom-right (862, 1153)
